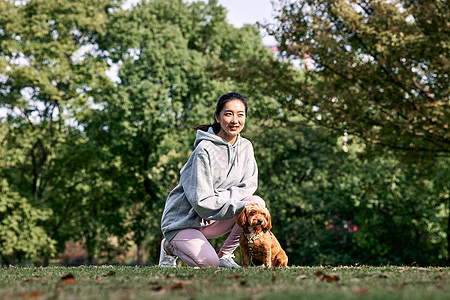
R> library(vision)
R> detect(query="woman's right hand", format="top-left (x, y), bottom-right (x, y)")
top-left (199, 217), bottom-right (211, 226)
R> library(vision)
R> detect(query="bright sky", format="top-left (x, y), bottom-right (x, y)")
top-left (124, 0), bottom-right (277, 45)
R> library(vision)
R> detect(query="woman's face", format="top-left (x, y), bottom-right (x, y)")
top-left (215, 99), bottom-right (246, 145)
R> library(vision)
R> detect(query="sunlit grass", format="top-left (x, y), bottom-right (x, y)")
top-left (1, 265), bottom-right (449, 299)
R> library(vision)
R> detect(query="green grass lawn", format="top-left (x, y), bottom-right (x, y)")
top-left (1, 265), bottom-right (449, 299)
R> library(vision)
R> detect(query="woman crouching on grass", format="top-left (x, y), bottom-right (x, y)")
top-left (158, 92), bottom-right (265, 268)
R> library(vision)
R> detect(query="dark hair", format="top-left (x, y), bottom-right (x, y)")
top-left (195, 92), bottom-right (248, 134)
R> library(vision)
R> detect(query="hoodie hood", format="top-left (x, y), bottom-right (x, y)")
top-left (194, 127), bottom-right (241, 148)
top-left (193, 127), bottom-right (242, 167)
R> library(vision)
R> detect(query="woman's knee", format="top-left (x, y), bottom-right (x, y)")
top-left (196, 255), bottom-right (220, 268)
top-left (171, 229), bottom-right (219, 267)
top-left (243, 195), bottom-right (265, 207)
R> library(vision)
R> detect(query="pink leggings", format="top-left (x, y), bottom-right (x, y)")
top-left (166, 195), bottom-right (265, 267)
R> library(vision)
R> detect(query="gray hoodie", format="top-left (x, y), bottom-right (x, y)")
top-left (161, 127), bottom-right (258, 242)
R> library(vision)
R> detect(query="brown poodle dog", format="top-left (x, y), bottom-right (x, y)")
top-left (236, 203), bottom-right (288, 267)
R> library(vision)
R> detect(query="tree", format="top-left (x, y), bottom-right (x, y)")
top-left (249, 120), bottom-right (448, 266)
top-left (0, 179), bottom-right (55, 265)
top-left (333, 151), bottom-right (448, 266)
top-left (265, 0), bottom-right (450, 265)
top-left (0, 0), bottom-right (119, 263)
top-left (268, 0), bottom-right (449, 155)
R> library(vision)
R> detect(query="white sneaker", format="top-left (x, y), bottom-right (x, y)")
top-left (158, 238), bottom-right (178, 267)
top-left (219, 253), bottom-right (241, 268)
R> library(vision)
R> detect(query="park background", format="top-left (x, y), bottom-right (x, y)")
top-left (0, 0), bottom-right (448, 267)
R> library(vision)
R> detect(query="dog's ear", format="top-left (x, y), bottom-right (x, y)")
top-left (264, 207), bottom-right (272, 231)
top-left (236, 206), bottom-right (247, 228)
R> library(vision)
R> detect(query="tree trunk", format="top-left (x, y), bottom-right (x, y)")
top-left (87, 253), bottom-right (95, 265)
top-left (43, 256), bottom-right (49, 267)
top-left (136, 241), bottom-right (143, 266)
top-left (85, 235), bottom-right (95, 265)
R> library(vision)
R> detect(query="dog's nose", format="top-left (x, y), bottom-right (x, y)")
top-left (257, 219), bottom-right (262, 224)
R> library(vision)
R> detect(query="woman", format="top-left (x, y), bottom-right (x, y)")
top-left (159, 92), bottom-right (265, 268)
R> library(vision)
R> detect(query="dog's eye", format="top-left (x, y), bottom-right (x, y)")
top-left (249, 211), bottom-right (255, 216)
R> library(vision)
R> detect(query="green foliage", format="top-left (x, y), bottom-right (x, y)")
top-left (333, 153), bottom-right (448, 266)
top-left (0, 0), bottom-right (119, 262)
top-left (269, 0), bottom-right (449, 154)
top-left (0, 179), bottom-right (55, 264)
top-left (1, 0), bottom-right (448, 268)
top-left (250, 120), bottom-right (449, 266)
top-left (258, 0), bottom-right (450, 266)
